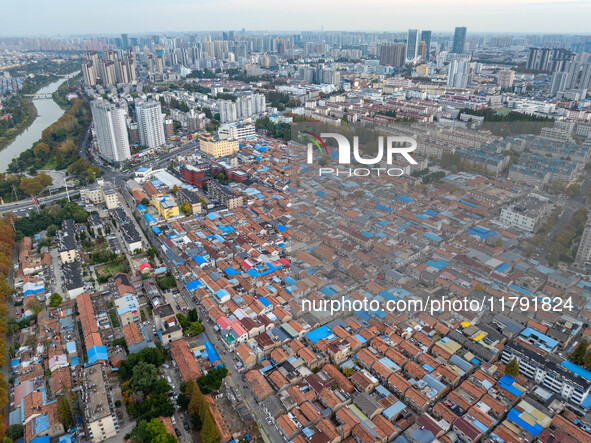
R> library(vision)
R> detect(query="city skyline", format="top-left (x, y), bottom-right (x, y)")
top-left (1, 0), bottom-right (591, 36)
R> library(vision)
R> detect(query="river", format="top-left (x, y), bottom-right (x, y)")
top-left (0, 71), bottom-right (80, 172)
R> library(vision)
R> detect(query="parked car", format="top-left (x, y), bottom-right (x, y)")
top-left (174, 428), bottom-right (181, 437)
top-left (183, 423), bottom-right (190, 431)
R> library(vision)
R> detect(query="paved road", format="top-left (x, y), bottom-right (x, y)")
top-left (538, 172), bottom-right (591, 265)
top-left (198, 328), bottom-right (283, 443)
top-left (0, 189), bottom-right (81, 215)
top-left (1, 134), bottom-right (198, 217)
top-left (116, 191), bottom-right (284, 443)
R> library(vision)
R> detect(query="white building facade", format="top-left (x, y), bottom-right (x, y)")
top-left (91, 100), bottom-right (131, 163)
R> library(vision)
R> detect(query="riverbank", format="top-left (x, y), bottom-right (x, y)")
top-left (0, 96), bottom-right (37, 152)
top-left (0, 71), bottom-right (80, 172)
top-left (0, 69), bottom-right (76, 152)
top-left (52, 72), bottom-right (82, 110)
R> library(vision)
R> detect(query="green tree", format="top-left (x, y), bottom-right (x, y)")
top-left (505, 357), bottom-right (519, 377)
top-left (200, 409), bottom-right (220, 443)
top-left (190, 321), bottom-right (204, 335)
top-left (27, 298), bottom-right (45, 316)
top-left (57, 395), bottom-right (74, 429)
top-left (188, 392), bottom-right (201, 415)
top-left (549, 180), bottom-right (567, 194)
top-left (172, 184), bottom-right (179, 194)
top-left (49, 292), bottom-right (63, 307)
top-left (19, 176), bottom-right (43, 196)
top-left (571, 339), bottom-right (589, 365)
top-left (146, 418), bottom-right (177, 443)
top-left (197, 366), bottom-right (229, 394)
top-left (176, 313), bottom-right (189, 329)
top-left (131, 418), bottom-right (177, 443)
top-left (36, 172), bottom-right (53, 189)
top-left (127, 346), bottom-right (165, 368)
top-left (181, 201), bottom-right (192, 216)
top-left (131, 361), bottom-right (159, 393)
top-left (583, 351), bottom-right (591, 370)
top-left (188, 308), bottom-right (198, 322)
top-left (7, 424), bottom-right (24, 440)
top-left (565, 183), bottom-right (581, 197)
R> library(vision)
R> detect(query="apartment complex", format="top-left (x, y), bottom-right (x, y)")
top-left (91, 100), bottom-right (131, 163)
top-left (136, 101), bottom-right (166, 149)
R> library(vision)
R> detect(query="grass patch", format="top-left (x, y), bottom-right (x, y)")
top-left (109, 310), bottom-right (120, 327)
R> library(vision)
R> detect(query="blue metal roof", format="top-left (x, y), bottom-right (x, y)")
top-left (562, 360), bottom-right (591, 382)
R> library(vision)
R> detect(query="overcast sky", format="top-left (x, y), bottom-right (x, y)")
top-left (2, 0), bottom-right (590, 36)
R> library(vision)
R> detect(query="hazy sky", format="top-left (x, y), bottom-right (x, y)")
top-left (2, 0), bottom-right (590, 36)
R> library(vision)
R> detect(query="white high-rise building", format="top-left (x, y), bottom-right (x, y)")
top-left (252, 93), bottom-right (266, 114)
top-left (219, 100), bottom-right (237, 123)
top-left (91, 100), bottom-right (131, 163)
top-left (575, 217), bottom-right (591, 268)
top-left (219, 94), bottom-right (266, 123)
top-left (136, 101), bottom-right (166, 149)
top-left (236, 96), bottom-right (253, 119)
top-left (497, 70), bottom-right (515, 89)
top-left (82, 61), bottom-right (96, 87)
top-left (447, 60), bottom-right (474, 88)
top-left (550, 71), bottom-right (571, 96)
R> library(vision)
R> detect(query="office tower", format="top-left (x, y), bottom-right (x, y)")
top-left (121, 33), bottom-right (129, 49)
top-left (452, 27), bottom-right (467, 54)
top-left (575, 218), bottom-right (591, 268)
top-left (91, 101), bottom-right (131, 163)
top-left (136, 101), bottom-right (166, 149)
top-left (550, 71), bottom-right (570, 95)
top-left (82, 60), bottom-right (96, 87)
top-left (406, 29), bottom-right (419, 61)
top-left (497, 70), bottom-right (515, 88)
top-left (379, 43), bottom-right (406, 67)
top-left (447, 60), bottom-right (473, 88)
top-left (420, 30), bottom-right (432, 58)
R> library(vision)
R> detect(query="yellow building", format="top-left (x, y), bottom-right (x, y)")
top-left (151, 194), bottom-right (180, 219)
top-left (199, 135), bottom-right (239, 158)
top-left (416, 64), bottom-right (429, 76)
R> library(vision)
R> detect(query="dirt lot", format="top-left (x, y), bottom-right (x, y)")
top-left (215, 394), bottom-right (246, 438)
